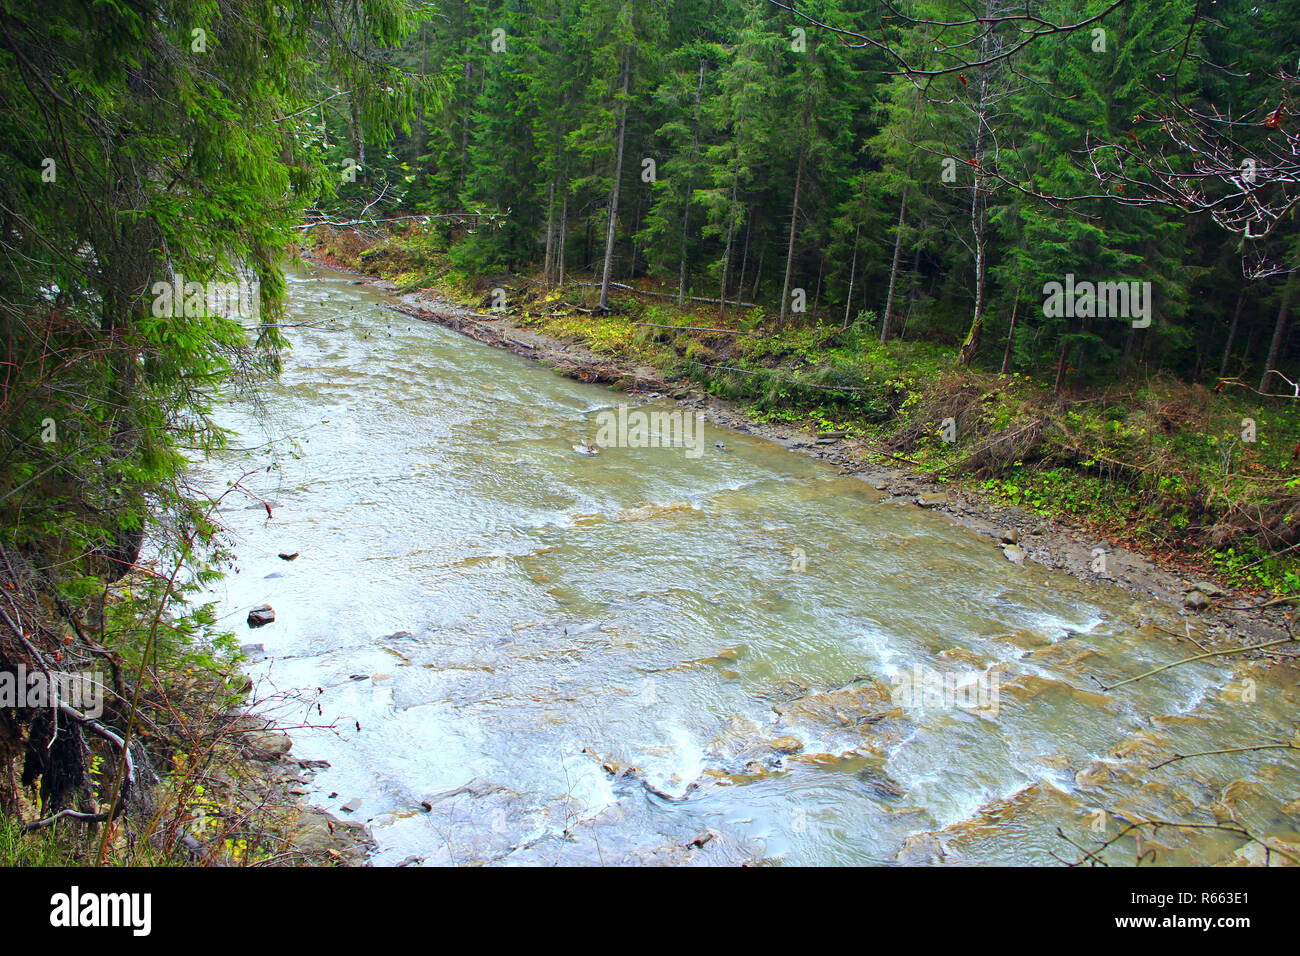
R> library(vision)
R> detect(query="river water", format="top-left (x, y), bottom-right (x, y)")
top-left (192, 265), bottom-right (1300, 866)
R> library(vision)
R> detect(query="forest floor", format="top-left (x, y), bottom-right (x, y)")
top-left (304, 225), bottom-right (1300, 657)
top-left (0, 702), bottom-right (372, 867)
top-left (0, 607), bottom-right (373, 867)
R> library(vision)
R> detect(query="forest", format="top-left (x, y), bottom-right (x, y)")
top-left (313, 0), bottom-right (1300, 391)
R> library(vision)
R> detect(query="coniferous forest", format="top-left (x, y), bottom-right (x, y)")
top-left (314, 0), bottom-right (1299, 388)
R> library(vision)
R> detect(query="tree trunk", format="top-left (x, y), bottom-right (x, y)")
top-left (843, 222), bottom-right (860, 330)
top-left (778, 138), bottom-right (807, 324)
top-left (718, 196), bottom-right (738, 323)
top-left (957, 130), bottom-right (988, 365)
top-left (901, 241), bottom-right (921, 339)
top-left (558, 193), bottom-right (567, 286)
top-left (1219, 291), bottom-right (1245, 379)
top-left (629, 186), bottom-right (643, 279)
top-left (956, 11), bottom-right (999, 368)
top-left (1000, 293), bottom-right (1019, 374)
top-left (813, 254), bottom-right (824, 314)
top-left (880, 185), bottom-right (907, 343)
top-left (598, 48), bottom-right (632, 312)
top-left (717, 104), bottom-right (750, 322)
top-left (459, 61), bottom-right (475, 192)
top-left (1053, 335), bottom-right (1070, 396)
top-left (542, 180), bottom-right (556, 287)
top-left (1260, 276), bottom-right (1295, 393)
top-left (679, 59), bottom-right (705, 307)
top-left (350, 93), bottom-right (365, 176)
top-left (736, 209), bottom-right (752, 304)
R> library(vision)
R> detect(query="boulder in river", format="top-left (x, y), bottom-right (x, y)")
top-left (1183, 589), bottom-right (1211, 611)
top-left (1002, 544), bottom-right (1027, 565)
top-left (247, 604), bottom-right (275, 628)
top-left (999, 528), bottom-right (1020, 544)
top-left (916, 493), bottom-right (948, 508)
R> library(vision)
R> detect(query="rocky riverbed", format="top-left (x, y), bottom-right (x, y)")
top-left (203, 258), bottom-right (1299, 866)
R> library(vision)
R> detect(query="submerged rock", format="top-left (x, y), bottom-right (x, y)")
top-left (766, 735), bottom-right (804, 755)
top-left (895, 832), bottom-right (948, 865)
top-left (1002, 544), bottom-right (1026, 565)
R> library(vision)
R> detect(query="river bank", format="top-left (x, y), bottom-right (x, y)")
top-left (0, 650), bottom-right (373, 866)
top-left (306, 250), bottom-right (1296, 662)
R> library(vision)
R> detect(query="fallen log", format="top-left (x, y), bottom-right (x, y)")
top-left (570, 281), bottom-right (758, 310)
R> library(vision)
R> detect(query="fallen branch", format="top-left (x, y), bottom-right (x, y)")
top-left (58, 701), bottom-right (134, 816)
top-left (1095, 633), bottom-right (1296, 691)
top-left (1150, 742), bottom-right (1299, 770)
top-left (21, 808), bottom-right (110, 834)
top-left (1057, 817), bottom-right (1300, 866)
top-left (631, 321), bottom-right (747, 335)
top-left (570, 281), bottom-right (758, 309)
